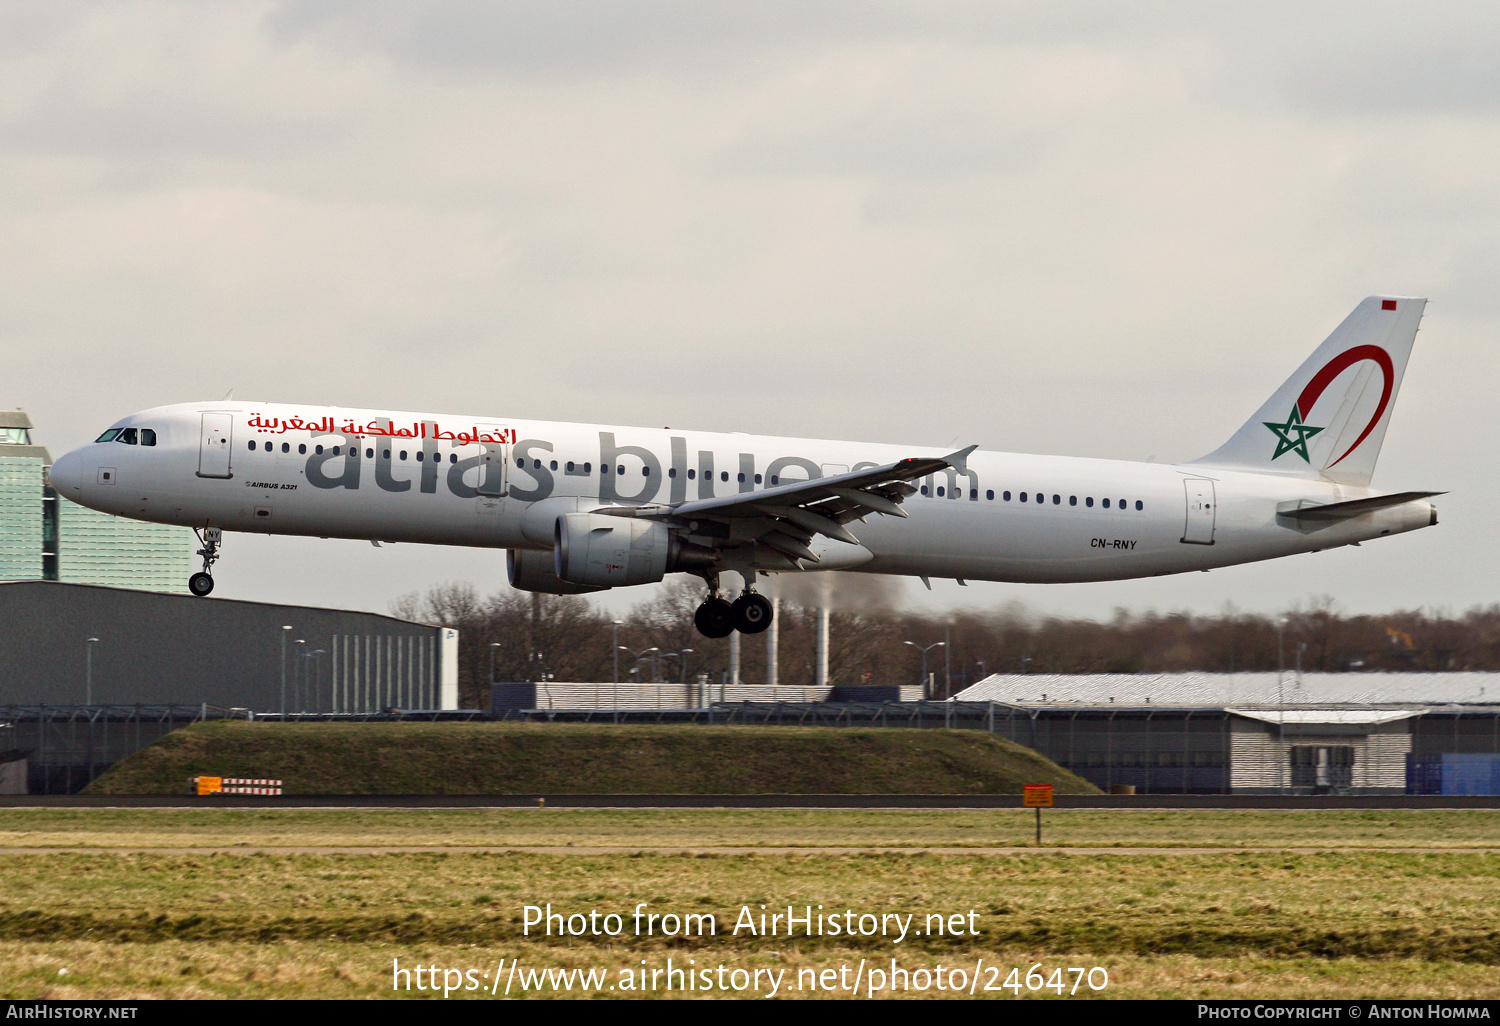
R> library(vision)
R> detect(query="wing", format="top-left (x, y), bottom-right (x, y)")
top-left (594, 446), bottom-right (977, 570)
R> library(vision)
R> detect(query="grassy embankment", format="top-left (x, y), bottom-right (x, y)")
top-left (84, 720), bottom-right (1097, 795)
top-left (0, 808), bottom-right (1499, 999)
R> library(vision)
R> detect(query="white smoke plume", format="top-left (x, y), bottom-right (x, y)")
top-left (765, 572), bottom-right (902, 613)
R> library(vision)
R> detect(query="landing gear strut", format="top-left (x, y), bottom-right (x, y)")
top-left (189, 527), bottom-right (221, 597)
top-left (692, 571), bottom-right (775, 638)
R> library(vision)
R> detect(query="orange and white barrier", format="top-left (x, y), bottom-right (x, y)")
top-left (190, 776), bottom-right (283, 796)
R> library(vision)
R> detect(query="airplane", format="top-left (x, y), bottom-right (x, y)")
top-left (50, 296), bottom-right (1440, 639)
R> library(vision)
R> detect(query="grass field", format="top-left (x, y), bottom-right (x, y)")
top-left (2, 808), bottom-right (1498, 1000)
top-left (85, 721), bottom-right (1098, 796)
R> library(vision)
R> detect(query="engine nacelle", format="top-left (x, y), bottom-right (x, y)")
top-left (555, 512), bottom-right (674, 588)
top-left (507, 548), bottom-right (605, 595)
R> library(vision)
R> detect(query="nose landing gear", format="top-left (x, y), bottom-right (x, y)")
top-left (188, 527), bottom-right (222, 597)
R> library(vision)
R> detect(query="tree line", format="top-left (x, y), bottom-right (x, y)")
top-left (390, 580), bottom-right (1500, 711)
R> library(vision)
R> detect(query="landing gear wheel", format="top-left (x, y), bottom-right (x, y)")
top-left (189, 526), bottom-right (222, 598)
top-left (694, 597), bottom-right (735, 638)
top-left (732, 592), bottom-right (774, 634)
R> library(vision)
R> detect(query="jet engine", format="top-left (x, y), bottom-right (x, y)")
top-left (506, 548), bottom-right (605, 595)
top-left (554, 512), bottom-right (677, 588)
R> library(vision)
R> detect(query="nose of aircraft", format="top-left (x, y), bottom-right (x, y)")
top-left (50, 447), bottom-right (85, 501)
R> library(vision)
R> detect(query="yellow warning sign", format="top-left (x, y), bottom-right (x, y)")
top-left (196, 776), bottom-right (223, 796)
top-left (1023, 784), bottom-right (1054, 807)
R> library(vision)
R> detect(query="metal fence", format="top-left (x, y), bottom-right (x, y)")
top-left (499, 701), bottom-right (1239, 794)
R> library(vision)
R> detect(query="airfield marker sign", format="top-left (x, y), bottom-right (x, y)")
top-left (1023, 785), bottom-right (1054, 843)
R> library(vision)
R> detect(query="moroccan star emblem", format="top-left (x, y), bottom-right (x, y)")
top-left (1264, 406), bottom-right (1324, 462)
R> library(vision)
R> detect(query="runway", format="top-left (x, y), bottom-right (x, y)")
top-left (3, 794), bottom-right (1498, 809)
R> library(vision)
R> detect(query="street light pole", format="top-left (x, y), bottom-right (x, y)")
top-left (489, 642), bottom-right (501, 685)
top-left (618, 647), bottom-right (658, 684)
top-left (293, 639), bottom-right (306, 713)
top-left (280, 625), bottom-right (293, 717)
top-left (612, 620), bottom-right (622, 684)
top-left (85, 638), bottom-right (99, 705)
top-left (903, 640), bottom-right (945, 700)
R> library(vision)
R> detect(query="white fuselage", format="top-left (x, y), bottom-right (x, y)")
top-left (50, 401), bottom-right (1435, 586)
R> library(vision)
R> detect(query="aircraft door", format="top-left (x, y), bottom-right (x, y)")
top-left (197, 413), bottom-right (234, 479)
top-left (472, 424), bottom-right (510, 512)
top-left (1181, 478), bottom-right (1216, 545)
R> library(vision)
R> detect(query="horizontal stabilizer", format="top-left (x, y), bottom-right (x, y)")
top-left (1276, 491), bottom-right (1443, 521)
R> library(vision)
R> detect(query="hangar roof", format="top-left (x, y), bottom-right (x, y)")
top-left (956, 672), bottom-right (1499, 708)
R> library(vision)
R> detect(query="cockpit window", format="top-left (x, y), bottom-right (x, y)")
top-left (95, 428), bottom-right (121, 443)
top-left (141, 429), bottom-right (157, 446)
top-left (116, 428), bottom-right (138, 445)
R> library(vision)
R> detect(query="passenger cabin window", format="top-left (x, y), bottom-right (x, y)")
top-left (1135, 500), bottom-right (1144, 511)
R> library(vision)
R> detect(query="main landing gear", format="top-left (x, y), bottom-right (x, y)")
top-left (188, 527), bottom-right (221, 597)
top-left (692, 572), bottom-right (775, 638)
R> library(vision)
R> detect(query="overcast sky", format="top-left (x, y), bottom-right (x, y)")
top-left (6, 1), bottom-right (1497, 623)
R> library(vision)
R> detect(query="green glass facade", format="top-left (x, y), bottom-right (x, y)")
top-left (0, 455), bottom-right (44, 581)
top-left (0, 411), bottom-right (193, 593)
top-left (56, 496), bottom-right (193, 590)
